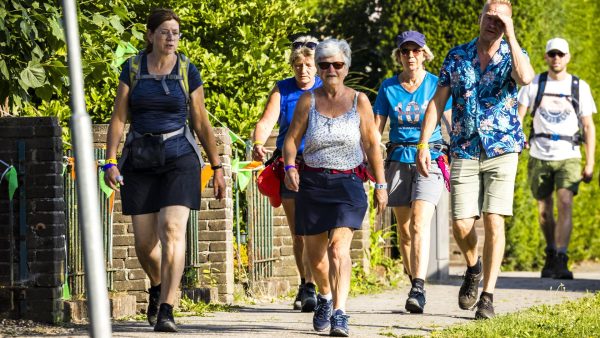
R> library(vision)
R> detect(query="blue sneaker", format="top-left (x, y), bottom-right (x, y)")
top-left (330, 309), bottom-right (350, 337)
top-left (313, 295), bottom-right (333, 332)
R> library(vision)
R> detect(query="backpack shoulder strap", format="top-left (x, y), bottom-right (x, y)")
top-left (571, 75), bottom-right (580, 116)
top-left (177, 52), bottom-right (190, 105)
top-left (129, 52), bottom-right (144, 91)
top-left (531, 71), bottom-right (548, 118)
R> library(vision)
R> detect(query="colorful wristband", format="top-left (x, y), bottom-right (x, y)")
top-left (374, 183), bottom-right (387, 190)
top-left (102, 163), bottom-right (116, 171)
top-left (253, 141), bottom-right (263, 146)
top-left (105, 158), bottom-right (118, 165)
top-left (284, 164), bottom-right (297, 172)
top-left (211, 163), bottom-right (223, 170)
top-left (416, 143), bottom-right (430, 150)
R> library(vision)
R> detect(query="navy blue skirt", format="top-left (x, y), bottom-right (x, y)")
top-left (295, 171), bottom-right (368, 236)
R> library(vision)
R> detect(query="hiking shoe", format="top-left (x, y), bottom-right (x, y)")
top-left (541, 248), bottom-right (556, 278)
top-left (301, 283), bottom-right (317, 312)
top-left (147, 284), bottom-right (161, 326)
top-left (154, 303), bottom-right (177, 332)
top-left (553, 253), bottom-right (573, 279)
top-left (313, 295), bottom-right (333, 332)
top-left (405, 287), bottom-right (426, 313)
top-left (474, 297), bottom-right (495, 319)
top-left (293, 284), bottom-right (305, 310)
top-left (458, 268), bottom-right (482, 310)
top-left (330, 309), bottom-right (350, 337)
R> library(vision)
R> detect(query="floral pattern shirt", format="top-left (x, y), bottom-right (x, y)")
top-left (439, 37), bottom-right (527, 159)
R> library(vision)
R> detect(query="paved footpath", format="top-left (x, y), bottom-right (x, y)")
top-left (103, 268), bottom-right (600, 338)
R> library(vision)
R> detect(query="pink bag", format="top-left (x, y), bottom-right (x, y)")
top-left (436, 154), bottom-right (451, 191)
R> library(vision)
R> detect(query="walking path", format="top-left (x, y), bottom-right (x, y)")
top-left (107, 268), bottom-right (600, 337)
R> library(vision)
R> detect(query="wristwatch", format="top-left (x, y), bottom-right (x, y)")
top-left (374, 183), bottom-right (387, 190)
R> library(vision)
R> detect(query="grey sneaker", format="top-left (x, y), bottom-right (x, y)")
top-left (553, 253), bottom-right (573, 279)
top-left (405, 287), bottom-right (426, 314)
top-left (330, 309), bottom-right (350, 337)
top-left (301, 283), bottom-right (317, 312)
top-left (474, 297), bottom-right (495, 319)
top-left (313, 295), bottom-right (333, 332)
top-left (458, 268), bottom-right (482, 310)
top-left (147, 284), bottom-right (161, 326)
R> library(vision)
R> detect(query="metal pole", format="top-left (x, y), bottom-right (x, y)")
top-left (61, 0), bottom-right (112, 336)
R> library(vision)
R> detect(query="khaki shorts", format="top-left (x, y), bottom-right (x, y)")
top-left (385, 161), bottom-right (444, 207)
top-left (528, 157), bottom-right (582, 199)
top-left (451, 153), bottom-right (518, 220)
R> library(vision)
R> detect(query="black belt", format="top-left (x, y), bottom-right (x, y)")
top-left (531, 133), bottom-right (581, 145)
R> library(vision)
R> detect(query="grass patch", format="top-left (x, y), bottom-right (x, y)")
top-left (176, 296), bottom-right (237, 317)
top-left (432, 293), bottom-right (600, 338)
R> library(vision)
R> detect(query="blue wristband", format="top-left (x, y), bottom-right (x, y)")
top-left (102, 163), bottom-right (116, 172)
top-left (284, 164), bottom-right (297, 172)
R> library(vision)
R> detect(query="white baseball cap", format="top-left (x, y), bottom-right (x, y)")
top-left (545, 38), bottom-right (569, 54)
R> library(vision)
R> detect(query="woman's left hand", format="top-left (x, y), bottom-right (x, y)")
top-left (213, 169), bottom-right (226, 200)
top-left (284, 168), bottom-right (300, 192)
top-left (373, 188), bottom-right (388, 214)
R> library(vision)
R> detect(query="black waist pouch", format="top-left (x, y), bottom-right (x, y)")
top-left (129, 134), bottom-right (165, 170)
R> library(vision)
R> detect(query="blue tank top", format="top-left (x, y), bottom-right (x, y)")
top-left (373, 72), bottom-right (451, 163)
top-left (276, 76), bottom-right (323, 153)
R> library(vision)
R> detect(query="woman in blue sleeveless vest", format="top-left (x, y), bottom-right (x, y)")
top-left (251, 35), bottom-right (322, 312)
top-left (103, 9), bottom-right (225, 332)
top-left (373, 31), bottom-right (451, 314)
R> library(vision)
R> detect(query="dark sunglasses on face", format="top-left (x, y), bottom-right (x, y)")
top-left (547, 51), bottom-right (566, 58)
top-left (317, 62), bottom-right (345, 70)
top-left (292, 41), bottom-right (317, 50)
top-left (400, 48), bottom-right (423, 56)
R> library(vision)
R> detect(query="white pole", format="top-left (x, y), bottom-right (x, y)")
top-left (61, 0), bottom-right (112, 336)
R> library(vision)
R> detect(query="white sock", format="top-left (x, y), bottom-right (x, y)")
top-left (319, 293), bottom-right (332, 301)
top-left (334, 308), bottom-right (345, 314)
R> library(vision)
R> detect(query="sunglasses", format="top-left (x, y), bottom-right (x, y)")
top-left (317, 62), bottom-right (345, 70)
top-left (547, 51), bottom-right (566, 58)
top-left (292, 41), bottom-right (317, 50)
top-left (400, 48), bottom-right (423, 56)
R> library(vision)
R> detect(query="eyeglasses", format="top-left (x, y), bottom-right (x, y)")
top-left (547, 51), bottom-right (566, 58)
top-left (292, 41), bottom-right (317, 50)
top-left (159, 30), bottom-right (182, 39)
top-left (400, 48), bottom-right (423, 56)
top-left (317, 62), bottom-right (345, 70)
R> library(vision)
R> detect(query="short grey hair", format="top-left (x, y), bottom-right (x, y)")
top-left (289, 35), bottom-right (319, 65)
top-left (315, 38), bottom-right (352, 68)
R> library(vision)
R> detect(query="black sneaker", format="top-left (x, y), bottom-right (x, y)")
top-left (458, 266), bottom-right (482, 310)
top-left (301, 283), bottom-right (317, 312)
top-left (541, 248), bottom-right (556, 278)
top-left (147, 284), bottom-right (161, 326)
top-left (405, 287), bottom-right (426, 313)
top-left (313, 294), bottom-right (333, 332)
top-left (474, 297), bottom-right (495, 319)
top-left (553, 253), bottom-right (573, 279)
top-left (330, 309), bottom-right (350, 337)
top-left (293, 284), bottom-right (305, 310)
top-left (154, 303), bottom-right (177, 332)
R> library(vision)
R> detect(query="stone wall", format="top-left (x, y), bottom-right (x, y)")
top-left (0, 117), bottom-right (65, 323)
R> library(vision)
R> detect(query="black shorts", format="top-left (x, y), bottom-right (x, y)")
top-left (120, 153), bottom-right (200, 215)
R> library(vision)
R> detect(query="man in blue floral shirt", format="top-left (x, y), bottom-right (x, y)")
top-left (416, 0), bottom-right (534, 320)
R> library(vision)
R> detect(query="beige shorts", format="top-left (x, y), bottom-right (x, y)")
top-left (450, 153), bottom-right (518, 220)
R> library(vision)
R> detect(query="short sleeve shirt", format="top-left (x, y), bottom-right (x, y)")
top-left (439, 38), bottom-right (526, 159)
top-left (373, 72), bottom-right (451, 163)
top-left (119, 54), bottom-right (203, 159)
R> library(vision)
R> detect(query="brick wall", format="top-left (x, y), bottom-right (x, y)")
top-left (0, 117), bottom-right (65, 323)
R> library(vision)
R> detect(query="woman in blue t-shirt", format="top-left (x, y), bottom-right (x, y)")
top-left (251, 35), bottom-right (322, 312)
top-left (373, 30), bottom-right (451, 314)
top-left (103, 9), bottom-right (225, 332)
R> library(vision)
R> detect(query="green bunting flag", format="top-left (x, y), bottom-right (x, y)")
top-left (111, 42), bottom-right (138, 68)
top-left (228, 130), bottom-right (245, 146)
top-left (5, 166), bottom-right (18, 201)
top-left (98, 171), bottom-right (114, 198)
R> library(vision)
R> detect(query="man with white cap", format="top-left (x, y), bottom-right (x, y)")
top-left (517, 37), bottom-right (596, 280)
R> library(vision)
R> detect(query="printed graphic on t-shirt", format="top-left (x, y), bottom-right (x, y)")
top-left (395, 101), bottom-right (428, 126)
top-left (538, 97), bottom-right (572, 124)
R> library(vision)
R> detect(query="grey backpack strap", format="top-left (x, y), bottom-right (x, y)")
top-left (184, 125), bottom-right (204, 167)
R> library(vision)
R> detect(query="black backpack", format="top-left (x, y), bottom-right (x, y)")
top-left (529, 72), bottom-right (582, 144)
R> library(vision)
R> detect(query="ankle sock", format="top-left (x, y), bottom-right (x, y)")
top-left (305, 282), bottom-right (316, 289)
top-left (467, 257), bottom-right (482, 274)
top-left (320, 293), bottom-right (332, 301)
top-left (556, 247), bottom-right (568, 255)
top-left (412, 278), bottom-right (425, 290)
top-left (333, 308), bottom-right (345, 314)
top-left (480, 292), bottom-right (493, 303)
top-left (300, 278), bottom-right (306, 285)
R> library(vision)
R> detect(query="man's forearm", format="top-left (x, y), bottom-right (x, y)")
top-left (508, 38), bottom-right (534, 85)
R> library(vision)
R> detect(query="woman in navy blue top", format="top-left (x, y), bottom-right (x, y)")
top-left (103, 9), bottom-right (225, 332)
top-left (251, 35), bottom-right (322, 312)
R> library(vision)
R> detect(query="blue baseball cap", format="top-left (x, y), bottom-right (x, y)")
top-left (396, 31), bottom-right (426, 48)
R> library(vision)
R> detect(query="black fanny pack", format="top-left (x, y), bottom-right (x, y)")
top-left (129, 134), bottom-right (166, 170)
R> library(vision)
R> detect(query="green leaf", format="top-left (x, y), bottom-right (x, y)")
top-left (20, 62), bottom-right (46, 89)
top-left (0, 60), bottom-right (9, 79)
top-left (109, 15), bottom-right (124, 34)
top-left (92, 13), bottom-right (107, 27)
top-left (49, 17), bottom-right (64, 40)
top-left (131, 28), bottom-right (144, 41)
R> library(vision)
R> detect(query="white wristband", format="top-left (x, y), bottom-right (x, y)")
top-left (374, 183), bottom-right (387, 190)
